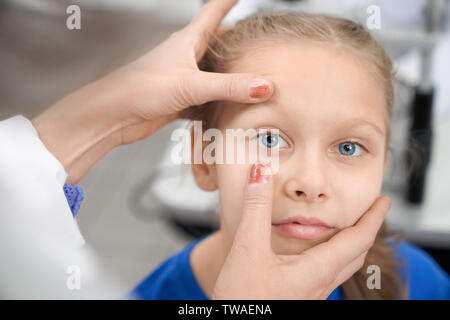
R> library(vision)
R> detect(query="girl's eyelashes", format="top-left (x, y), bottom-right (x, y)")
top-left (257, 132), bottom-right (289, 149)
top-left (251, 128), bottom-right (369, 157)
top-left (334, 140), bottom-right (368, 158)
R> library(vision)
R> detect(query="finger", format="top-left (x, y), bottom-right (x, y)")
top-left (298, 196), bottom-right (391, 281)
top-left (194, 25), bottom-right (234, 62)
top-left (332, 251), bottom-right (368, 288)
top-left (187, 71), bottom-right (274, 106)
top-left (232, 163), bottom-right (274, 256)
top-left (190, 0), bottom-right (238, 37)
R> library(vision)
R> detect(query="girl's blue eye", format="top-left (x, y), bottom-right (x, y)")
top-left (338, 142), bottom-right (363, 156)
top-left (258, 133), bottom-right (288, 149)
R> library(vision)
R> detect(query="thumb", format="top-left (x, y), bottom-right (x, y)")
top-left (232, 163), bottom-right (274, 256)
top-left (298, 195), bottom-right (391, 286)
top-left (190, 71), bottom-right (274, 106)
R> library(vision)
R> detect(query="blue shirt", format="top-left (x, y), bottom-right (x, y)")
top-left (130, 234), bottom-right (450, 300)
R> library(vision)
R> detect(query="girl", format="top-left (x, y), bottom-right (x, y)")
top-left (131, 11), bottom-right (450, 300)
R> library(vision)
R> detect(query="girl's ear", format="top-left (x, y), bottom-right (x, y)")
top-left (190, 126), bottom-right (218, 191)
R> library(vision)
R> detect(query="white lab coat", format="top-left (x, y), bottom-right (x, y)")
top-left (0, 115), bottom-right (125, 299)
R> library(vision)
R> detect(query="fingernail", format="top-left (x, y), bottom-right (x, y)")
top-left (249, 79), bottom-right (270, 98)
top-left (249, 163), bottom-right (271, 184)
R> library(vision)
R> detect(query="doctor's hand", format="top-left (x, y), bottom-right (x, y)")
top-left (32, 0), bottom-right (273, 183)
top-left (212, 163), bottom-right (392, 300)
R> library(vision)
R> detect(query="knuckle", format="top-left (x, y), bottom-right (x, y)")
top-left (244, 192), bottom-right (269, 208)
top-left (174, 75), bottom-right (195, 108)
top-left (224, 75), bottom-right (239, 98)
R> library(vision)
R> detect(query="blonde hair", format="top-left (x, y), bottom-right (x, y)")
top-left (182, 11), bottom-right (407, 299)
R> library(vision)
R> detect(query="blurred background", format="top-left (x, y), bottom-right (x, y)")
top-left (1, 0), bottom-right (449, 294)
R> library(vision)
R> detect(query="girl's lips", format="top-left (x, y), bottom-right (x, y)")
top-left (272, 223), bottom-right (334, 240)
top-left (273, 215), bottom-right (331, 228)
top-left (272, 215), bottom-right (335, 240)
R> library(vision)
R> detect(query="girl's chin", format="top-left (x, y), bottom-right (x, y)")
top-left (271, 232), bottom-right (327, 255)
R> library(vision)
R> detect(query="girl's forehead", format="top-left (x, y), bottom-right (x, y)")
top-left (224, 44), bottom-right (387, 133)
top-left (230, 43), bottom-right (379, 94)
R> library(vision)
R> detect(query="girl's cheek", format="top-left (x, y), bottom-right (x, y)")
top-left (339, 172), bottom-right (383, 228)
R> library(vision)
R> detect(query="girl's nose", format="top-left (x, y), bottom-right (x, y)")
top-left (283, 171), bottom-right (329, 203)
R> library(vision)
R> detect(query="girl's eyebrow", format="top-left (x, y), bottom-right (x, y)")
top-left (339, 118), bottom-right (385, 137)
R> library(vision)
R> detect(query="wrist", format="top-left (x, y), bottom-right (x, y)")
top-left (32, 77), bottom-right (124, 182)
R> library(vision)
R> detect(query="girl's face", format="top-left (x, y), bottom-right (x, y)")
top-left (194, 43), bottom-right (389, 255)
